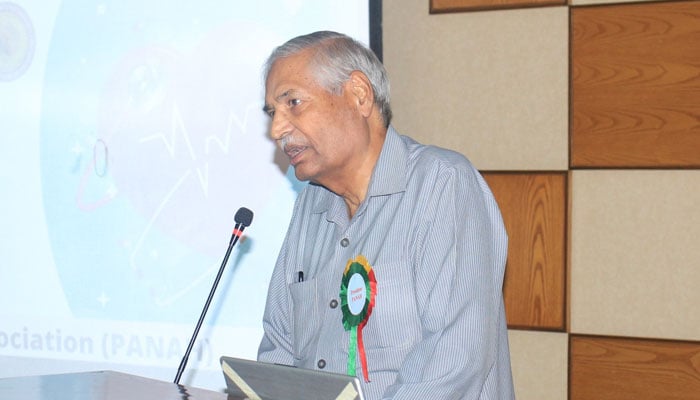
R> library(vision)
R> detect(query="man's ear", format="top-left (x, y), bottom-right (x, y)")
top-left (347, 71), bottom-right (375, 117)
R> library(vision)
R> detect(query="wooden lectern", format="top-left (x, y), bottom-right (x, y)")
top-left (0, 370), bottom-right (227, 400)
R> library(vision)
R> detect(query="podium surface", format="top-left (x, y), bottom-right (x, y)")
top-left (0, 370), bottom-right (227, 400)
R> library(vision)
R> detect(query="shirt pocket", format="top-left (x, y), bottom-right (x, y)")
top-left (363, 262), bottom-right (421, 350)
top-left (288, 278), bottom-right (319, 362)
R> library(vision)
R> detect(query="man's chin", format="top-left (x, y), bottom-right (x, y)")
top-left (292, 167), bottom-right (313, 183)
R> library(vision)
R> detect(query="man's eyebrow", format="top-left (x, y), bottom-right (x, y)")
top-left (275, 89), bottom-right (293, 103)
top-left (263, 89), bottom-right (298, 114)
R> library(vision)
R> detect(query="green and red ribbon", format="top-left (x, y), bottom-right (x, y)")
top-left (339, 255), bottom-right (376, 383)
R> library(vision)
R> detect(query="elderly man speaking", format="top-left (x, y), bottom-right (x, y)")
top-left (257, 31), bottom-right (514, 400)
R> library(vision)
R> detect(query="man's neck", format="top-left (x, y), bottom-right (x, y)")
top-left (340, 125), bottom-right (388, 219)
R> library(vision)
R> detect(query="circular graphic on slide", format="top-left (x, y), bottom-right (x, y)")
top-left (40, 1), bottom-right (293, 324)
top-left (0, 2), bottom-right (35, 81)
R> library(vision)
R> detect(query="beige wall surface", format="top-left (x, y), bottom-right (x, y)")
top-left (509, 330), bottom-right (568, 400)
top-left (570, 170), bottom-right (700, 341)
top-left (383, 0), bottom-right (568, 171)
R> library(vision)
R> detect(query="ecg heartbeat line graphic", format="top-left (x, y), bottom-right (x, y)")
top-left (137, 101), bottom-right (263, 197)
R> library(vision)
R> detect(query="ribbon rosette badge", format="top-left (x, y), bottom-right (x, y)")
top-left (340, 255), bottom-right (376, 382)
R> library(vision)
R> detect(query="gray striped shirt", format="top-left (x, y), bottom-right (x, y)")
top-left (258, 126), bottom-right (515, 399)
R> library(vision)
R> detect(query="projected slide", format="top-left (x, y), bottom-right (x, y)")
top-left (0, 0), bottom-right (369, 390)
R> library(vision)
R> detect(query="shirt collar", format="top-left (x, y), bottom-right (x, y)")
top-left (366, 125), bottom-right (407, 197)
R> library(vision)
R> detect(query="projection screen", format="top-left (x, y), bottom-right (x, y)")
top-left (0, 0), bottom-right (373, 391)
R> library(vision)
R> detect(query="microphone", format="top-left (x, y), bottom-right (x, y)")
top-left (174, 207), bottom-right (254, 385)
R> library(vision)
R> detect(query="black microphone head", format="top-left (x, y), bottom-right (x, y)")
top-left (234, 207), bottom-right (254, 227)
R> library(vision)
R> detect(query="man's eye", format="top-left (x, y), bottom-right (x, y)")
top-left (288, 98), bottom-right (302, 107)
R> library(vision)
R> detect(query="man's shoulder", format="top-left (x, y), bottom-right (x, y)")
top-left (399, 134), bottom-right (474, 174)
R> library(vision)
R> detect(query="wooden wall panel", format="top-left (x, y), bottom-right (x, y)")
top-left (483, 172), bottom-right (567, 330)
top-left (570, 335), bottom-right (700, 400)
top-left (431, 0), bottom-right (565, 13)
top-left (571, 1), bottom-right (700, 168)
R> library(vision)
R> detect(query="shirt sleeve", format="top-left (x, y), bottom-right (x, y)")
top-left (382, 164), bottom-right (510, 400)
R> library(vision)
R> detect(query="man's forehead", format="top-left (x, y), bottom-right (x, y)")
top-left (265, 68), bottom-right (321, 104)
top-left (266, 59), bottom-right (302, 93)
top-left (268, 50), bottom-right (309, 76)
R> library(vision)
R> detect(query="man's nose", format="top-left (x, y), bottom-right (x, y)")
top-left (270, 110), bottom-right (292, 141)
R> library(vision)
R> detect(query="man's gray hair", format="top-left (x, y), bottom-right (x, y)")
top-left (264, 31), bottom-right (392, 127)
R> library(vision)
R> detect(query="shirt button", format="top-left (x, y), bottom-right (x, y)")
top-left (317, 359), bottom-right (326, 369)
top-left (340, 238), bottom-right (350, 247)
top-left (329, 299), bottom-right (338, 309)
